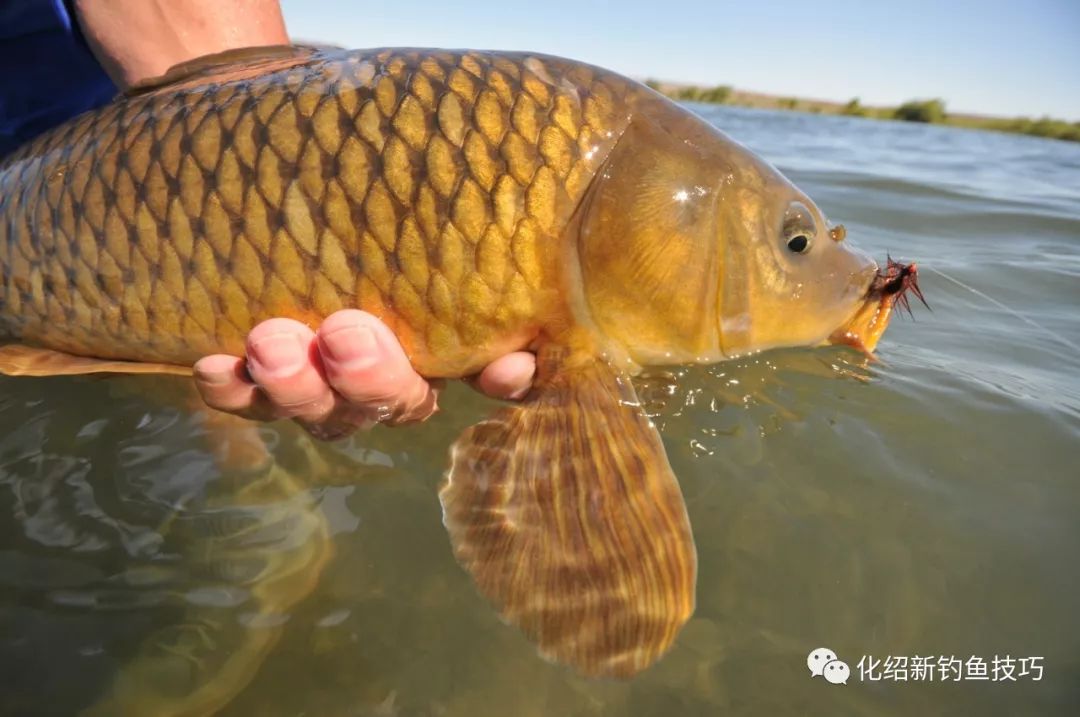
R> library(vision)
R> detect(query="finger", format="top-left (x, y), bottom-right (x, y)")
top-left (470, 351), bottom-right (536, 400)
top-left (245, 318), bottom-right (336, 423)
top-left (193, 353), bottom-right (275, 421)
top-left (295, 409), bottom-right (375, 441)
top-left (316, 310), bottom-right (438, 424)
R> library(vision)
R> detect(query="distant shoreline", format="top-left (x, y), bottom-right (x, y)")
top-left (643, 80), bottom-right (1080, 143)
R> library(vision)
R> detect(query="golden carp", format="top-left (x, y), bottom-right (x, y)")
top-left (0, 45), bottom-right (912, 677)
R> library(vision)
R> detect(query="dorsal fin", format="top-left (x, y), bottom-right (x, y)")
top-left (126, 45), bottom-right (318, 96)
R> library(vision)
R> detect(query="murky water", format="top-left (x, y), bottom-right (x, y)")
top-left (2, 105), bottom-right (1078, 716)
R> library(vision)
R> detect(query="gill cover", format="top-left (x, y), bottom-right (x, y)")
top-left (575, 100), bottom-right (728, 365)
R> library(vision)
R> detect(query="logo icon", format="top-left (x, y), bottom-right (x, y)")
top-left (808, 647), bottom-right (849, 685)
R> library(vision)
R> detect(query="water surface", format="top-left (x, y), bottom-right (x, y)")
top-left (2, 105), bottom-right (1078, 716)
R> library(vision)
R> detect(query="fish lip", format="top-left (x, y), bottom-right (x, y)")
top-left (829, 257), bottom-right (925, 355)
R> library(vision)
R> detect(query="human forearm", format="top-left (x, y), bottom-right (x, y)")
top-left (72, 0), bottom-right (289, 88)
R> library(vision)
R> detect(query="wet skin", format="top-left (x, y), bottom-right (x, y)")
top-left (193, 310), bottom-right (537, 437)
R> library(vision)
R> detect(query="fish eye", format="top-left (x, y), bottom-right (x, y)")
top-left (782, 201), bottom-right (817, 255)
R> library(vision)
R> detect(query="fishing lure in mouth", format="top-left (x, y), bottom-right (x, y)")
top-left (877, 255), bottom-right (930, 318)
top-left (828, 255), bottom-right (929, 356)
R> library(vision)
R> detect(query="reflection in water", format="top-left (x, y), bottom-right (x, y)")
top-left (0, 387), bottom-right (330, 715)
top-left (2, 107), bottom-right (1080, 716)
top-left (83, 411), bottom-right (335, 716)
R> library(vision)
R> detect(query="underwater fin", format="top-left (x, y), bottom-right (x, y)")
top-left (0, 344), bottom-right (192, 377)
top-left (439, 345), bottom-right (697, 678)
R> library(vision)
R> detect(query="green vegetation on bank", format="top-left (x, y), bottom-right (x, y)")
top-left (842, 98), bottom-right (868, 117)
top-left (892, 98), bottom-right (947, 123)
top-left (644, 80), bottom-right (1080, 143)
top-left (647, 81), bottom-right (733, 105)
top-left (952, 115), bottom-right (1080, 142)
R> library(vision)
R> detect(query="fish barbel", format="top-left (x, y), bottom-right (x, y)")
top-left (0, 45), bottom-right (905, 677)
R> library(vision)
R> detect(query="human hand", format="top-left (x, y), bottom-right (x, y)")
top-left (193, 310), bottom-right (536, 440)
top-left (75, 0), bottom-right (290, 88)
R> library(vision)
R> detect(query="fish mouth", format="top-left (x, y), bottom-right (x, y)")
top-left (829, 256), bottom-right (928, 355)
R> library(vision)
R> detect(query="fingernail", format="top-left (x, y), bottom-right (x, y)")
top-left (506, 383), bottom-right (532, 401)
top-left (194, 366), bottom-right (231, 386)
top-left (249, 332), bottom-right (305, 375)
top-left (321, 324), bottom-right (380, 370)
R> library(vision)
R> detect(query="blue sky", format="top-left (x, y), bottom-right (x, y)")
top-left (281, 0), bottom-right (1080, 120)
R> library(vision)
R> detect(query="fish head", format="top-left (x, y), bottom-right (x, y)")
top-left (714, 160), bottom-right (880, 356)
top-left (576, 96), bottom-right (882, 366)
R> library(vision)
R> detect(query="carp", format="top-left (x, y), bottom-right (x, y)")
top-left (0, 46), bottom-right (919, 677)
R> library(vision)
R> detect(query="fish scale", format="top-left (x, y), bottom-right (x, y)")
top-left (0, 47), bottom-right (638, 374)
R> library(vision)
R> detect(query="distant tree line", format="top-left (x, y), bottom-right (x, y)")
top-left (877, 98), bottom-right (1080, 142)
top-left (892, 98), bottom-right (947, 123)
top-left (645, 78), bottom-right (1079, 143)
top-left (1001, 117), bottom-right (1080, 142)
top-left (678, 85), bottom-right (733, 104)
top-left (646, 80), bottom-right (732, 104)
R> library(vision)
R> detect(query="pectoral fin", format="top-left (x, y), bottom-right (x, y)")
top-left (0, 344), bottom-right (191, 377)
top-left (439, 345), bottom-right (697, 678)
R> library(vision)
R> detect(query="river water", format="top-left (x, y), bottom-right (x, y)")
top-left (1, 105), bottom-right (1077, 716)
